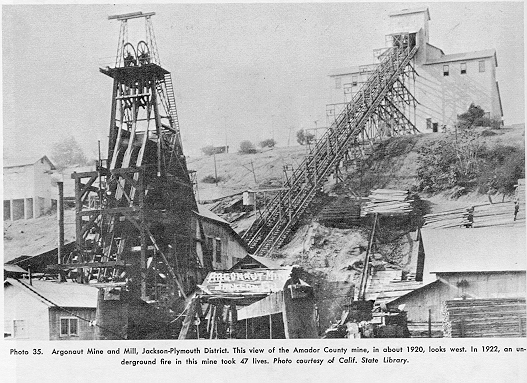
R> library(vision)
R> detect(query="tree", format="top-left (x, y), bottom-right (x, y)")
top-left (296, 129), bottom-right (315, 145)
top-left (259, 138), bottom-right (276, 148)
top-left (238, 140), bottom-right (257, 154)
top-left (457, 103), bottom-right (497, 129)
top-left (51, 136), bottom-right (89, 169)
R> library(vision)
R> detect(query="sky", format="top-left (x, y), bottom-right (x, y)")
top-left (2, 1), bottom-right (524, 159)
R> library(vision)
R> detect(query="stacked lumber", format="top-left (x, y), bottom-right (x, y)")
top-left (422, 207), bottom-right (473, 228)
top-left (361, 189), bottom-right (413, 216)
top-left (319, 197), bottom-right (361, 226)
top-left (442, 298), bottom-right (526, 338)
top-left (472, 202), bottom-right (515, 227)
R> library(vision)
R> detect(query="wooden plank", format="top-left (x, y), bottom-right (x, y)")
top-left (237, 291), bottom-right (284, 320)
top-left (178, 296), bottom-right (199, 340)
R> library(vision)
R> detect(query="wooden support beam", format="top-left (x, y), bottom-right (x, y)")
top-left (178, 296), bottom-right (200, 340)
top-left (47, 260), bottom-right (128, 270)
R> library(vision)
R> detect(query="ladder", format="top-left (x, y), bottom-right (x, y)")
top-left (243, 44), bottom-right (419, 256)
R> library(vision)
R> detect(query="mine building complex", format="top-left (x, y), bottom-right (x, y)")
top-left (3, 7), bottom-right (524, 340)
top-left (328, 7), bottom-right (503, 132)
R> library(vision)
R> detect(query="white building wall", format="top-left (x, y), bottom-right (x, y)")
top-left (3, 165), bottom-right (35, 200)
top-left (415, 56), bottom-right (498, 132)
top-left (3, 159), bottom-right (56, 219)
top-left (4, 285), bottom-right (50, 340)
top-left (389, 11), bottom-right (429, 40)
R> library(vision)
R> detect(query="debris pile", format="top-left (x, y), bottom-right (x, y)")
top-left (362, 189), bottom-right (414, 216)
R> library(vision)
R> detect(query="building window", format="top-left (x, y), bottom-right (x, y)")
top-left (60, 318), bottom-right (78, 337)
top-left (215, 238), bottom-right (222, 263)
top-left (460, 62), bottom-right (467, 74)
top-left (351, 75), bottom-right (358, 87)
top-left (206, 236), bottom-right (213, 255)
top-left (443, 65), bottom-right (449, 76)
top-left (335, 77), bottom-right (341, 89)
top-left (13, 320), bottom-right (28, 339)
top-left (4, 200), bottom-right (11, 221)
top-left (426, 118), bottom-right (432, 130)
top-left (343, 84), bottom-right (352, 94)
top-left (479, 60), bottom-right (485, 72)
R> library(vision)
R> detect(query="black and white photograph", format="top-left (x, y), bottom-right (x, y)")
top-left (2, 2), bottom-right (526, 382)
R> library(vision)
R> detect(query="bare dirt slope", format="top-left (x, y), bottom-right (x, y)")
top-left (4, 209), bottom-right (76, 263)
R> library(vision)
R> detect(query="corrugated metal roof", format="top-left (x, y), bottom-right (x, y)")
top-left (421, 226), bottom-right (526, 279)
top-left (5, 278), bottom-right (98, 308)
top-left (425, 49), bottom-right (497, 65)
top-left (3, 155), bottom-right (55, 169)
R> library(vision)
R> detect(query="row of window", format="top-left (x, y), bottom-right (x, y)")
top-left (443, 60), bottom-right (486, 76)
top-left (206, 237), bottom-right (222, 263)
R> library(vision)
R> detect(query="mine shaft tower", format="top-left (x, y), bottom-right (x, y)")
top-left (54, 12), bottom-right (202, 308)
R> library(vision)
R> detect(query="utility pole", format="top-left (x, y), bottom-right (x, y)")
top-left (57, 177), bottom-right (65, 282)
top-left (214, 152), bottom-right (218, 186)
top-left (224, 116), bottom-right (228, 152)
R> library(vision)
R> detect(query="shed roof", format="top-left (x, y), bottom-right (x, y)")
top-left (230, 254), bottom-right (284, 270)
top-left (4, 278), bottom-right (99, 308)
top-left (196, 204), bottom-right (230, 225)
top-left (425, 49), bottom-right (497, 66)
top-left (4, 264), bottom-right (28, 274)
top-left (421, 226), bottom-right (526, 278)
top-left (328, 64), bottom-right (377, 77)
top-left (3, 155), bottom-right (56, 170)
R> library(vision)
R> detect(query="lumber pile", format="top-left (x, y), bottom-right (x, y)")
top-left (423, 202), bottom-right (518, 229)
top-left (442, 298), bottom-right (526, 338)
top-left (422, 207), bottom-right (473, 228)
top-left (362, 189), bottom-right (413, 216)
top-left (319, 197), bottom-right (361, 226)
top-left (472, 202), bottom-right (515, 227)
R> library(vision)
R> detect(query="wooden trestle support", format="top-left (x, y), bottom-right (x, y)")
top-left (243, 34), bottom-right (419, 256)
top-left (51, 13), bottom-right (206, 310)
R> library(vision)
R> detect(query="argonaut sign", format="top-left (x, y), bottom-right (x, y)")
top-left (199, 268), bottom-right (293, 295)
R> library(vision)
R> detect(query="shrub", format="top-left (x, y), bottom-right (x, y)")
top-left (238, 140), bottom-right (257, 154)
top-left (201, 175), bottom-right (223, 183)
top-left (259, 138), bottom-right (277, 148)
top-left (296, 129), bottom-right (315, 145)
top-left (477, 145), bottom-right (525, 194)
top-left (480, 129), bottom-right (497, 137)
top-left (201, 146), bottom-right (216, 156)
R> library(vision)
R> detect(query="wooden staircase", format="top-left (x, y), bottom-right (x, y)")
top-left (243, 44), bottom-right (419, 256)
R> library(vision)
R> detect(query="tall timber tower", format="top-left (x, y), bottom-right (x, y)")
top-left (57, 12), bottom-right (202, 311)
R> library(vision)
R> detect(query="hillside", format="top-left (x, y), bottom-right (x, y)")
top-left (191, 124), bottom-right (525, 330)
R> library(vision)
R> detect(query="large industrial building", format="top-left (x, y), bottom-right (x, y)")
top-left (328, 7), bottom-right (503, 132)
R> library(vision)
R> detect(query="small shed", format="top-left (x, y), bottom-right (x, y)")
top-left (388, 226), bottom-right (526, 337)
top-left (195, 205), bottom-right (249, 270)
top-left (4, 278), bottom-right (98, 340)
